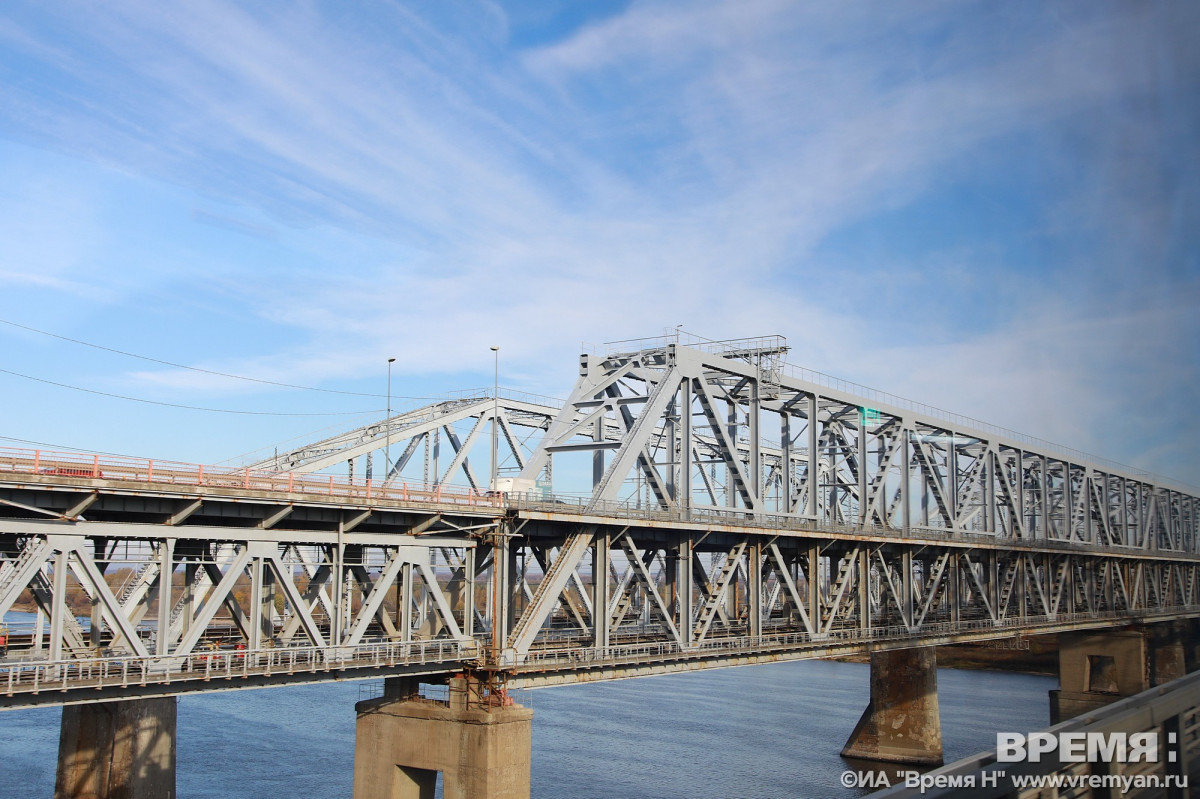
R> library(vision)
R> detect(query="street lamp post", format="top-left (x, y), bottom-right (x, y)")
top-left (490, 346), bottom-right (499, 490)
top-left (385, 357), bottom-right (395, 484)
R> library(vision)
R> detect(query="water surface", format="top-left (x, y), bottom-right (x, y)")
top-left (0, 660), bottom-right (1054, 798)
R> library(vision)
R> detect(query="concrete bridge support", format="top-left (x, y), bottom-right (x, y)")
top-left (841, 647), bottom-right (943, 766)
top-left (1050, 629), bottom-right (1150, 724)
top-left (1049, 623), bottom-right (1197, 725)
top-left (1186, 619), bottom-right (1200, 672)
top-left (353, 676), bottom-right (533, 799)
top-left (1148, 621), bottom-right (1188, 686)
top-left (54, 697), bottom-right (176, 799)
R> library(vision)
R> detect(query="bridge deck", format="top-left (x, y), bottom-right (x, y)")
top-left (2, 444), bottom-right (1199, 709)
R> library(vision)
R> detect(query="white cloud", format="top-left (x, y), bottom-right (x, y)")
top-left (0, 0), bottom-right (1196, 483)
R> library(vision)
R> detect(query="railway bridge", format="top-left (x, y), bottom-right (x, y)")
top-left (2, 335), bottom-right (1198, 798)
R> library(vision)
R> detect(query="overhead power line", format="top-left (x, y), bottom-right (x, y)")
top-left (0, 316), bottom-right (434, 400)
top-left (0, 367), bottom-right (383, 417)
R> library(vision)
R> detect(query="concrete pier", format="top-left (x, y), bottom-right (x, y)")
top-left (1149, 621), bottom-right (1188, 686)
top-left (353, 676), bottom-right (533, 799)
top-left (842, 647), bottom-right (943, 766)
top-left (1049, 630), bottom-right (1147, 724)
top-left (55, 697), bottom-right (177, 799)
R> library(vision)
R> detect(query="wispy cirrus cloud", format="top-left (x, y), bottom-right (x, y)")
top-left (0, 0), bottom-right (1196, 482)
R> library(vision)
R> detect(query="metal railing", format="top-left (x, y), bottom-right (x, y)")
top-left (1, 637), bottom-right (477, 698)
top-left (0, 447), bottom-right (503, 510)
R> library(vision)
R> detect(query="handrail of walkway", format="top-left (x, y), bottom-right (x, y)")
top-left (873, 668), bottom-right (1200, 797)
top-left (0, 637), bottom-right (477, 699)
top-left (0, 447), bottom-right (502, 510)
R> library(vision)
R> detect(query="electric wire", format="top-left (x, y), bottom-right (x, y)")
top-left (0, 367), bottom-right (384, 416)
top-left (0, 435), bottom-right (148, 460)
top-left (0, 316), bottom-right (437, 401)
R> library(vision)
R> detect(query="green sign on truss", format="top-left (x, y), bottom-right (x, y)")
top-left (861, 407), bottom-right (882, 426)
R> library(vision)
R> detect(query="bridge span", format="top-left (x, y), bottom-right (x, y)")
top-left (2, 335), bottom-right (1198, 797)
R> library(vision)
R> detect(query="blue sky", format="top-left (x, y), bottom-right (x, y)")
top-left (0, 1), bottom-right (1197, 486)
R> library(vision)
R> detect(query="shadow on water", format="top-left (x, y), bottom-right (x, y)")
top-left (0, 659), bottom-right (1054, 798)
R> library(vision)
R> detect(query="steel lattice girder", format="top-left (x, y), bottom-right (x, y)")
top-left (497, 518), bottom-right (1200, 663)
top-left (518, 341), bottom-right (1200, 553)
top-left (248, 395), bottom-right (564, 486)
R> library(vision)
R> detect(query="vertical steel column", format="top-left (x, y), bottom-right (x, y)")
top-left (727, 397), bottom-right (738, 509)
top-left (50, 549), bottom-right (68, 663)
top-left (432, 428), bottom-right (441, 487)
top-left (249, 553), bottom-right (264, 651)
top-left (1016, 554), bottom-right (1027, 619)
top-left (1064, 463), bottom-right (1075, 542)
top-left (748, 540), bottom-right (762, 638)
top-left (401, 562), bottom-right (414, 643)
top-left (807, 395), bottom-right (819, 520)
top-left (334, 524), bottom-right (345, 645)
top-left (781, 412), bottom-right (794, 514)
top-left (749, 380), bottom-right (760, 514)
top-left (808, 546), bottom-right (821, 633)
top-left (1119, 476), bottom-right (1129, 547)
top-left (1040, 455), bottom-right (1050, 540)
top-left (156, 539), bottom-right (174, 656)
top-left (1084, 471), bottom-right (1095, 545)
top-left (858, 416), bottom-right (869, 526)
top-left (677, 537), bottom-right (693, 647)
top-left (858, 549), bottom-right (870, 631)
top-left (488, 525), bottom-right (513, 659)
top-left (664, 394), bottom-right (677, 504)
top-left (901, 428), bottom-right (911, 534)
top-left (1016, 449), bottom-right (1027, 537)
top-left (463, 547), bottom-right (475, 638)
top-left (988, 551), bottom-right (1000, 624)
top-left (592, 390), bottom-right (605, 490)
top-left (593, 533), bottom-right (610, 650)
top-left (680, 380), bottom-right (692, 511)
top-left (902, 550), bottom-right (913, 629)
top-left (183, 561), bottom-right (196, 637)
top-left (984, 449), bottom-right (996, 534)
top-left (949, 554), bottom-right (961, 624)
top-left (948, 440), bottom-right (959, 532)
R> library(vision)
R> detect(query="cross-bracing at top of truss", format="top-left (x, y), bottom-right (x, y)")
top-left (519, 334), bottom-right (1198, 552)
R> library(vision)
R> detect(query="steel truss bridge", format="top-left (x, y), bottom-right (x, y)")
top-left (1, 335), bottom-right (1198, 708)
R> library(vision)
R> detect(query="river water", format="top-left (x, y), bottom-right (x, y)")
top-left (0, 658), bottom-right (1054, 798)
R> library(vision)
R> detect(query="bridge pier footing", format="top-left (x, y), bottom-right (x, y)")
top-left (353, 676), bottom-right (533, 799)
top-left (841, 647), bottom-right (943, 766)
top-left (54, 697), bottom-right (176, 799)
